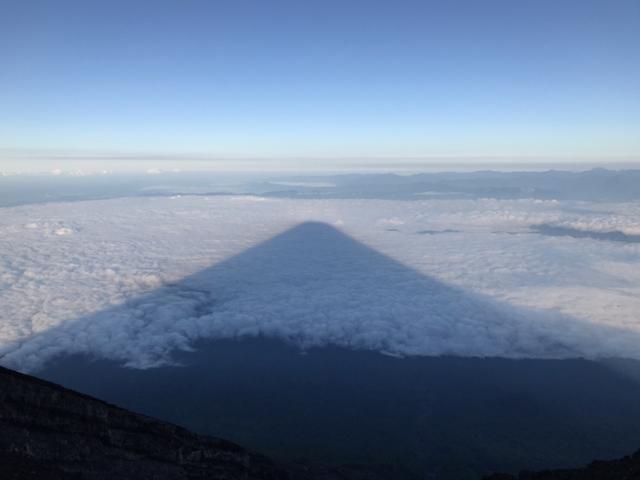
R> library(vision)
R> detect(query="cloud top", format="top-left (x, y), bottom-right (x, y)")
top-left (1, 197), bottom-right (639, 371)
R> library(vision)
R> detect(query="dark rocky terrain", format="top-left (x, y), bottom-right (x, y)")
top-left (0, 365), bottom-right (286, 480)
top-left (484, 449), bottom-right (640, 479)
top-left (3, 361), bottom-right (640, 479)
top-left (0, 363), bottom-right (414, 480)
top-left (38, 337), bottom-right (640, 479)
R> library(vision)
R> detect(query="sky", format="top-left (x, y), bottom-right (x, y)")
top-left (1, 0), bottom-right (639, 171)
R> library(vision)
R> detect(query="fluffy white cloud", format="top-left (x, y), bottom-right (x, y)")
top-left (1, 196), bottom-right (639, 371)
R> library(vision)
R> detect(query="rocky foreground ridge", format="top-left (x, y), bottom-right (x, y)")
top-left (0, 365), bottom-right (286, 479)
top-left (2, 363), bottom-right (640, 480)
top-left (483, 450), bottom-right (640, 480)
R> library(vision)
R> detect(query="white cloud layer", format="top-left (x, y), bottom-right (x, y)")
top-left (1, 196), bottom-right (640, 371)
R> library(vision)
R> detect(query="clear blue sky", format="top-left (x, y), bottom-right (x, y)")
top-left (1, 0), bottom-right (639, 169)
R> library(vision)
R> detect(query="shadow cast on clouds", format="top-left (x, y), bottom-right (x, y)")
top-left (2, 222), bottom-right (639, 372)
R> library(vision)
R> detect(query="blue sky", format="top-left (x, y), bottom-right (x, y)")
top-left (1, 0), bottom-right (639, 170)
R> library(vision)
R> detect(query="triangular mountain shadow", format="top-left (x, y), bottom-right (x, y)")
top-left (2, 221), bottom-right (640, 371)
top-left (4, 222), bottom-right (640, 478)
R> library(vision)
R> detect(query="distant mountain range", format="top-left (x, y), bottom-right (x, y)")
top-left (1, 168), bottom-right (639, 207)
top-left (258, 168), bottom-right (640, 201)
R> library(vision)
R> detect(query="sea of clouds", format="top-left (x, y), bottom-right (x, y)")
top-left (1, 195), bottom-right (639, 371)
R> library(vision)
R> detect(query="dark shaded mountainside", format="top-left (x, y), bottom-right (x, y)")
top-left (0, 364), bottom-right (286, 480)
top-left (484, 452), bottom-right (640, 480)
top-left (0, 363), bottom-right (413, 480)
top-left (3, 363), bottom-right (640, 480)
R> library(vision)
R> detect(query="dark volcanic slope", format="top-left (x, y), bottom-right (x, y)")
top-left (0, 365), bottom-right (285, 480)
top-left (4, 359), bottom-right (640, 480)
top-left (485, 450), bottom-right (640, 479)
top-left (39, 338), bottom-right (640, 479)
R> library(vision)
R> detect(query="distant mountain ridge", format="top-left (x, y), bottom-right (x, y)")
top-left (2, 168), bottom-right (639, 207)
top-left (259, 168), bottom-right (640, 201)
